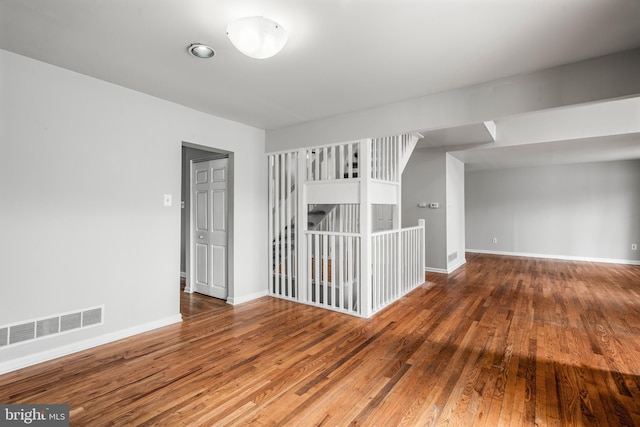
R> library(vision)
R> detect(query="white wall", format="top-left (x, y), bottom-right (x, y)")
top-left (402, 150), bottom-right (447, 271)
top-left (0, 50), bottom-right (267, 370)
top-left (466, 160), bottom-right (640, 263)
top-left (446, 154), bottom-right (465, 271)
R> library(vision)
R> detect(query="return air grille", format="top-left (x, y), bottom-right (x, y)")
top-left (0, 306), bottom-right (104, 348)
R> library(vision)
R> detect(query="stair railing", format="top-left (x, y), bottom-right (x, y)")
top-left (306, 141), bottom-right (359, 181)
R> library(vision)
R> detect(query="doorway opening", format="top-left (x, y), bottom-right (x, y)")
top-left (180, 143), bottom-right (234, 305)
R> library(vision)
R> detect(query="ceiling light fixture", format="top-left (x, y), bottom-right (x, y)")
top-left (226, 16), bottom-right (287, 59)
top-left (188, 43), bottom-right (215, 59)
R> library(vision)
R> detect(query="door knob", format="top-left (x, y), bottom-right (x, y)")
top-left (199, 235), bottom-right (204, 239)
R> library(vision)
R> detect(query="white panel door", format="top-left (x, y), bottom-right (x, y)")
top-left (373, 204), bottom-right (393, 232)
top-left (192, 158), bottom-right (228, 299)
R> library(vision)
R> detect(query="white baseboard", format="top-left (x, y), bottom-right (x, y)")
top-left (425, 257), bottom-right (467, 275)
top-left (227, 290), bottom-right (269, 305)
top-left (425, 267), bottom-right (448, 274)
top-left (466, 249), bottom-right (640, 266)
top-left (0, 314), bottom-right (182, 375)
top-left (447, 258), bottom-right (467, 273)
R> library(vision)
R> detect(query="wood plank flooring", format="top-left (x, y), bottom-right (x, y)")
top-left (2, 253), bottom-right (640, 426)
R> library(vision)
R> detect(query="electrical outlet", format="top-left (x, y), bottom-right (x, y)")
top-left (492, 237), bottom-right (498, 244)
top-left (632, 244), bottom-right (638, 251)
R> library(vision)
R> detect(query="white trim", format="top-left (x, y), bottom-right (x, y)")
top-left (226, 290), bottom-right (269, 305)
top-left (447, 258), bottom-right (467, 273)
top-left (0, 314), bottom-right (182, 375)
top-left (425, 257), bottom-right (467, 275)
top-left (466, 249), bottom-right (640, 266)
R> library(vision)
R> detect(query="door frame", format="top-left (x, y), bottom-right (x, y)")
top-left (181, 142), bottom-right (234, 302)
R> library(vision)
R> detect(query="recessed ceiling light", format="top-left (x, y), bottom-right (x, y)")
top-left (188, 43), bottom-right (215, 59)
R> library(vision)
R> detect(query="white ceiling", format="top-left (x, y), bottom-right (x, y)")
top-left (1, 0), bottom-right (639, 168)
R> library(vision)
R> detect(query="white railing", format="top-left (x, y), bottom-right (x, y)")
top-left (314, 204), bottom-right (360, 233)
top-left (268, 133), bottom-right (423, 318)
top-left (371, 133), bottom-right (418, 183)
top-left (306, 142), bottom-right (359, 181)
top-left (268, 152), bottom-right (298, 300)
top-left (370, 220), bottom-right (425, 314)
top-left (370, 135), bottom-right (400, 183)
top-left (306, 231), bottom-right (361, 315)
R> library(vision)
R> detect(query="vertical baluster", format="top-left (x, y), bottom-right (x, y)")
top-left (377, 235), bottom-right (382, 308)
top-left (345, 236), bottom-right (354, 311)
top-left (314, 234), bottom-right (320, 304)
top-left (373, 236), bottom-right (378, 310)
top-left (331, 234), bottom-right (338, 308)
top-left (286, 153), bottom-right (293, 298)
top-left (346, 205), bottom-right (350, 233)
top-left (377, 235), bottom-right (382, 309)
top-left (353, 236), bottom-right (358, 313)
top-left (415, 229), bottom-right (419, 285)
top-left (388, 234), bottom-right (393, 301)
top-left (329, 145), bottom-right (335, 180)
top-left (385, 138), bottom-right (390, 181)
top-left (374, 235), bottom-right (378, 308)
top-left (321, 147), bottom-right (328, 180)
top-left (389, 137), bottom-right (393, 182)
top-left (336, 235), bottom-right (342, 309)
top-left (376, 138), bottom-right (380, 180)
top-left (268, 156), bottom-right (274, 294)
top-left (377, 138), bottom-right (381, 180)
top-left (307, 234), bottom-right (312, 302)
top-left (383, 137), bottom-right (388, 181)
top-left (386, 234), bottom-right (390, 301)
top-left (273, 155), bottom-right (280, 295)
top-left (371, 139), bottom-right (376, 180)
top-left (406, 230), bottom-right (410, 288)
top-left (347, 143), bottom-right (353, 178)
top-left (322, 234), bottom-right (328, 307)
top-left (339, 144), bottom-right (344, 180)
top-left (383, 137), bottom-right (387, 181)
top-left (407, 230), bottom-right (412, 291)
top-left (371, 236), bottom-right (376, 310)
top-left (292, 152), bottom-right (298, 296)
top-left (278, 154), bottom-right (287, 295)
top-left (393, 136), bottom-right (397, 182)
top-left (396, 232), bottom-right (400, 297)
top-left (413, 229), bottom-right (417, 286)
top-left (386, 234), bottom-right (390, 302)
top-left (390, 137), bottom-right (393, 181)
top-left (383, 234), bottom-right (388, 303)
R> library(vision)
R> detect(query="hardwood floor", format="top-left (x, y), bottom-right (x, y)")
top-left (2, 254), bottom-right (640, 426)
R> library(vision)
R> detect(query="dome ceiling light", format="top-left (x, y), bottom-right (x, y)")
top-left (226, 16), bottom-right (288, 59)
top-left (188, 43), bottom-right (215, 59)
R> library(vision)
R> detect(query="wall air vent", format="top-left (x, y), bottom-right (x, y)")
top-left (0, 328), bottom-right (8, 347)
top-left (0, 306), bottom-right (104, 348)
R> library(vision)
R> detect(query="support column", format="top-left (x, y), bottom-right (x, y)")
top-left (359, 139), bottom-right (372, 318)
top-left (297, 149), bottom-right (308, 303)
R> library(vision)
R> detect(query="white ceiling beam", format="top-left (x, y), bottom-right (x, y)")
top-left (266, 49), bottom-right (640, 153)
top-left (483, 121), bottom-right (497, 142)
